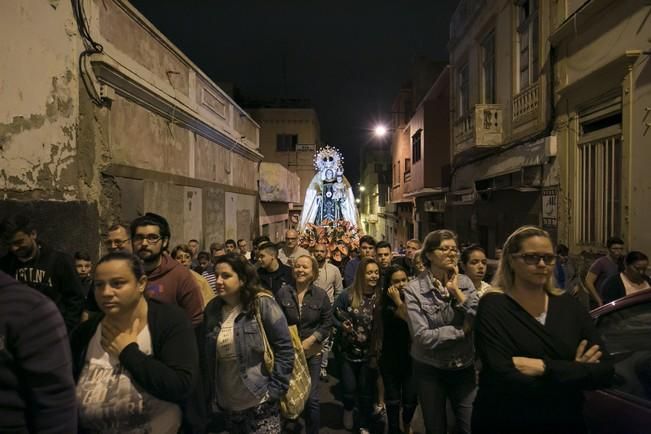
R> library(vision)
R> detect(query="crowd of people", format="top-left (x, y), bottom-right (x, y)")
top-left (1, 210), bottom-right (644, 433)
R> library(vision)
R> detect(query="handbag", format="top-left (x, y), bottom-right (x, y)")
top-left (254, 293), bottom-right (312, 420)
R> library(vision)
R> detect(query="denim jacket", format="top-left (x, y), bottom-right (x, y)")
top-left (202, 294), bottom-right (294, 408)
top-left (404, 273), bottom-right (478, 370)
top-left (275, 283), bottom-right (333, 343)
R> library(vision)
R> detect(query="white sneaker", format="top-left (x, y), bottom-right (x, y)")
top-left (343, 409), bottom-right (354, 430)
top-left (359, 429), bottom-right (370, 434)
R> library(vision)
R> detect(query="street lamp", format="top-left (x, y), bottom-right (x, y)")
top-left (373, 124), bottom-right (388, 138)
top-left (359, 185), bottom-right (366, 192)
top-left (355, 198), bottom-right (361, 204)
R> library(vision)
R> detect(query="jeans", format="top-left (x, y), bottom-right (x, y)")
top-left (381, 360), bottom-right (418, 434)
top-left (340, 359), bottom-right (378, 429)
top-left (413, 361), bottom-right (476, 434)
top-left (303, 354), bottom-right (322, 434)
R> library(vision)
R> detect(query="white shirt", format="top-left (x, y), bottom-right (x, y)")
top-left (76, 324), bottom-right (181, 434)
top-left (621, 272), bottom-right (651, 296)
top-left (314, 261), bottom-right (343, 302)
top-left (216, 304), bottom-right (264, 411)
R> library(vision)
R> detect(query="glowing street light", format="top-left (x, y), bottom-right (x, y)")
top-left (373, 124), bottom-right (388, 138)
top-left (355, 198), bottom-right (361, 204)
top-left (359, 185), bottom-right (366, 192)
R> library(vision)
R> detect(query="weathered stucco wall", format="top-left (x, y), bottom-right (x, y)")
top-left (0, 0), bottom-right (79, 200)
top-left (2, 0), bottom-right (262, 254)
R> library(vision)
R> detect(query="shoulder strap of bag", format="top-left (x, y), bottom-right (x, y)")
top-left (254, 293), bottom-right (275, 367)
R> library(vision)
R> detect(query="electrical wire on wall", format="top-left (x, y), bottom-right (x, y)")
top-left (72, 0), bottom-right (106, 106)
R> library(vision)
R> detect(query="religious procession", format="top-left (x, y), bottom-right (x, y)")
top-left (3, 0), bottom-right (651, 433)
top-left (4, 144), bottom-right (645, 434)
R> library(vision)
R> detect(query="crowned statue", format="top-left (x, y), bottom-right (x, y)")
top-left (298, 146), bottom-right (358, 230)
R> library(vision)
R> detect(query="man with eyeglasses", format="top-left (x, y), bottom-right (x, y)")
top-left (0, 214), bottom-right (85, 332)
top-left (104, 223), bottom-right (132, 254)
top-left (278, 229), bottom-right (309, 266)
top-left (130, 213), bottom-right (203, 326)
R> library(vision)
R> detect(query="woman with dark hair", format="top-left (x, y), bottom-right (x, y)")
top-left (276, 254), bottom-right (333, 434)
top-left (333, 257), bottom-right (382, 433)
top-left (71, 251), bottom-right (202, 433)
top-left (403, 229), bottom-right (478, 434)
top-left (379, 265), bottom-right (418, 434)
top-left (602, 251), bottom-right (651, 302)
top-left (203, 252), bottom-right (294, 433)
top-left (472, 226), bottom-right (614, 433)
top-left (460, 244), bottom-right (491, 297)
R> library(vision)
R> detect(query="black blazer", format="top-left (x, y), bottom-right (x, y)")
top-left (70, 299), bottom-right (205, 433)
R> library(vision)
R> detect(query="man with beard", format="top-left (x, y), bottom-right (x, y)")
top-left (256, 242), bottom-right (294, 296)
top-left (0, 215), bottom-right (84, 332)
top-left (312, 242), bottom-right (343, 380)
top-left (130, 213), bottom-right (203, 326)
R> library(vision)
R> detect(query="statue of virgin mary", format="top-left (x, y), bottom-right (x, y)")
top-left (298, 146), bottom-right (358, 230)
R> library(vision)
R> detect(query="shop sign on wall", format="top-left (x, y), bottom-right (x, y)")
top-left (542, 188), bottom-right (558, 227)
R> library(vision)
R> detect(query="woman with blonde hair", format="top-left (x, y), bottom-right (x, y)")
top-left (472, 225), bottom-right (614, 433)
top-left (276, 255), bottom-right (333, 434)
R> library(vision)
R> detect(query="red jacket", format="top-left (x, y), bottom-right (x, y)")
top-left (146, 254), bottom-right (203, 326)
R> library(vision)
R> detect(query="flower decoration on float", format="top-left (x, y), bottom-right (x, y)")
top-left (299, 219), bottom-right (361, 262)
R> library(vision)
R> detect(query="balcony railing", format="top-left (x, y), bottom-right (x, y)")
top-left (453, 104), bottom-right (503, 155)
top-left (513, 82), bottom-right (540, 124)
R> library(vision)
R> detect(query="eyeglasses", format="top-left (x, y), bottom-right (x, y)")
top-left (104, 238), bottom-right (130, 248)
top-left (512, 253), bottom-right (557, 265)
top-left (435, 247), bottom-right (459, 255)
top-left (133, 234), bottom-right (162, 244)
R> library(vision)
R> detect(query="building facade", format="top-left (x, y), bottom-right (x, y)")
top-left (258, 162), bottom-right (301, 241)
top-left (0, 0), bottom-right (262, 256)
top-left (551, 0), bottom-right (651, 255)
top-left (247, 103), bottom-right (321, 227)
top-left (390, 67), bottom-right (451, 244)
top-left (359, 146), bottom-right (393, 245)
top-left (448, 0), bottom-right (558, 255)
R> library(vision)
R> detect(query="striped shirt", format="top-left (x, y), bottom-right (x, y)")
top-left (202, 271), bottom-right (218, 294)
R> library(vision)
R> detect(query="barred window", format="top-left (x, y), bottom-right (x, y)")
top-left (577, 110), bottom-right (622, 246)
top-left (276, 134), bottom-right (298, 152)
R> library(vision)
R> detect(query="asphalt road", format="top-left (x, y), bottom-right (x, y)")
top-left (209, 360), bottom-right (427, 433)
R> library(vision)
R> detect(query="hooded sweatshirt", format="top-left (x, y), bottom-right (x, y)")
top-left (0, 271), bottom-right (77, 433)
top-left (145, 254), bottom-right (203, 326)
top-left (0, 243), bottom-right (84, 332)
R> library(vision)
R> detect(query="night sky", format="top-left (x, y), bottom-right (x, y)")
top-left (131, 0), bottom-right (459, 183)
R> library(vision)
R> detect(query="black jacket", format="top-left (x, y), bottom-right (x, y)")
top-left (0, 271), bottom-right (77, 434)
top-left (276, 283), bottom-right (333, 343)
top-left (70, 299), bottom-right (205, 433)
top-left (257, 263), bottom-right (295, 295)
top-left (602, 273), bottom-right (651, 303)
top-left (0, 243), bottom-right (84, 331)
top-left (473, 292), bottom-right (614, 433)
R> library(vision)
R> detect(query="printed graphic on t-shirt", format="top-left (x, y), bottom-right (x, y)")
top-left (76, 325), bottom-right (181, 434)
